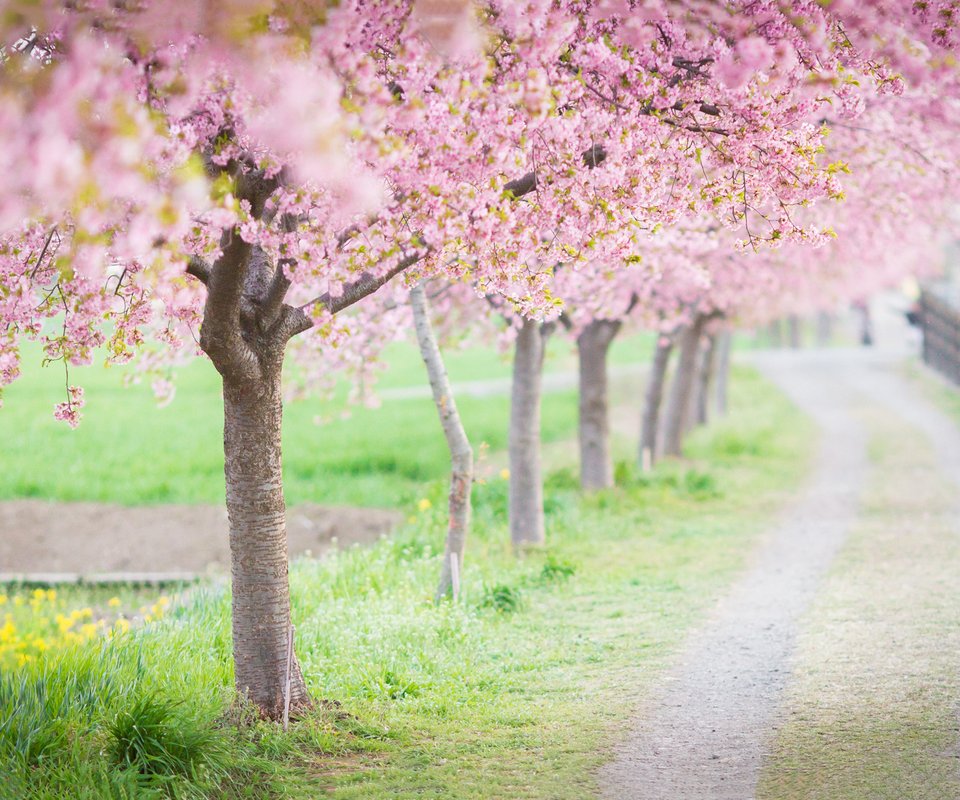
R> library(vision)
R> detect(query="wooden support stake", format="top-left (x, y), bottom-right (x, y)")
top-left (283, 623), bottom-right (295, 732)
top-left (450, 553), bottom-right (460, 602)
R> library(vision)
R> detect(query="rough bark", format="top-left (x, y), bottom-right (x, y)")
top-left (714, 331), bottom-right (732, 417)
top-left (694, 334), bottom-right (718, 427)
top-left (640, 334), bottom-right (674, 469)
top-left (195, 176), bottom-right (312, 719)
top-left (661, 315), bottom-right (706, 457)
top-left (577, 319), bottom-right (622, 490)
top-left (509, 319), bottom-right (551, 547)
top-left (410, 284), bottom-right (473, 602)
top-left (190, 149), bottom-right (425, 720)
top-left (223, 370), bottom-right (310, 719)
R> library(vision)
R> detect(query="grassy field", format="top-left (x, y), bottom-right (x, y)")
top-left (0, 325), bottom-right (792, 508)
top-left (0, 334), bottom-right (660, 508)
top-left (0, 365), bottom-right (814, 799)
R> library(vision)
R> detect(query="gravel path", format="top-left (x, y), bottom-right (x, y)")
top-left (600, 350), bottom-right (873, 799)
top-left (597, 301), bottom-right (960, 800)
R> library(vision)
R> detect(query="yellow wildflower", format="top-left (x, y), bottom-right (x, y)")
top-left (46, 589), bottom-right (56, 602)
top-left (114, 618), bottom-right (130, 634)
top-left (500, 468), bottom-right (510, 480)
top-left (107, 597), bottom-right (121, 608)
top-left (80, 623), bottom-right (97, 639)
top-left (13, 596), bottom-right (23, 607)
top-left (417, 498), bottom-right (432, 511)
top-left (0, 594), bottom-right (7, 605)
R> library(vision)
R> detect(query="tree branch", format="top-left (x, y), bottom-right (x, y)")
top-left (280, 249), bottom-right (429, 341)
top-left (198, 231), bottom-right (258, 379)
top-left (504, 144), bottom-right (608, 199)
top-left (187, 256), bottom-right (211, 285)
top-left (307, 250), bottom-right (426, 316)
top-left (259, 259), bottom-right (294, 331)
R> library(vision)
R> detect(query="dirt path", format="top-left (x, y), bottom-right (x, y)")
top-left (599, 327), bottom-right (960, 798)
top-left (600, 351), bottom-right (871, 798)
top-left (0, 501), bottom-right (400, 577)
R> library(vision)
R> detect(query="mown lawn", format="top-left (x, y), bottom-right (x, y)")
top-left (0, 334), bottom-right (657, 508)
top-left (0, 366), bottom-right (814, 799)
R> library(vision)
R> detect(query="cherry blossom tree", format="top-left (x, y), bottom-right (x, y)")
top-left (2, 0), bottom-right (959, 721)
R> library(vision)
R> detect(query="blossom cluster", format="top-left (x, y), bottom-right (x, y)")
top-left (0, 1), bottom-right (957, 414)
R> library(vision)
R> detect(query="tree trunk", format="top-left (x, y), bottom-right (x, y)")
top-left (661, 315), bottom-right (705, 457)
top-left (190, 161), bottom-right (422, 721)
top-left (640, 334), bottom-right (674, 470)
top-left (788, 315), bottom-right (802, 349)
top-left (577, 319), bottom-right (621, 490)
top-left (694, 334), bottom-right (717, 427)
top-left (223, 371), bottom-right (310, 720)
top-left (714, 331), bottom-right (732, 417)
top-left (410, 284), bottom-right (473, 602)
top-left (816, 311), bottom-right (833, 346)
top-left (768, 319), bottom-right (783, 348)
top-left (509, 319), bottom-right (550, 547)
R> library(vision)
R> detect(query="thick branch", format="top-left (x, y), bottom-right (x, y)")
top-left (279, 250), bottom-right (427, 342)
top-left (199, 232), bottom-right (258, 379)
top-left (187, 256), bottom-right (210, 285)
top-left (305, 251), bottom-right (424, 316)
top-left (260, 260), bottom-right (293, 331)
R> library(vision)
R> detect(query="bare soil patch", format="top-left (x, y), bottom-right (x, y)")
top-left (0, 500), bottom-right (400, 575)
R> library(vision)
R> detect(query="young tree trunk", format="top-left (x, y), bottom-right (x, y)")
top-left (694, 334), bottom-right (718, 427)
top-left (661, 315), bottom-right (706, 457)
top-left (410, 284), bottom-right (473, 602)
top-left (788, 315), bottom-right (802, 349)
top-left (223, 371), bottom-right (310, 719)
top-left (577, 319), bottom-right (622, 490)
top-left (509, 319), bottom-right (550, 547)
top-left (714, 330), bottom-right (732, 417)
top-left (639, 334), bottom-right (674, 469)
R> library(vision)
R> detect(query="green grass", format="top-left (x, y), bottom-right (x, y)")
top-left (0, 366), bottom-right (814, 799)
top-left (0, 341), bottom-right (590, 507)
top-left (904, 359), bottom-right (960, 420)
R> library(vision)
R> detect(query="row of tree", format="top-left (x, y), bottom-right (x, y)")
top-left (1, 0), bottom-right (958, 720)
